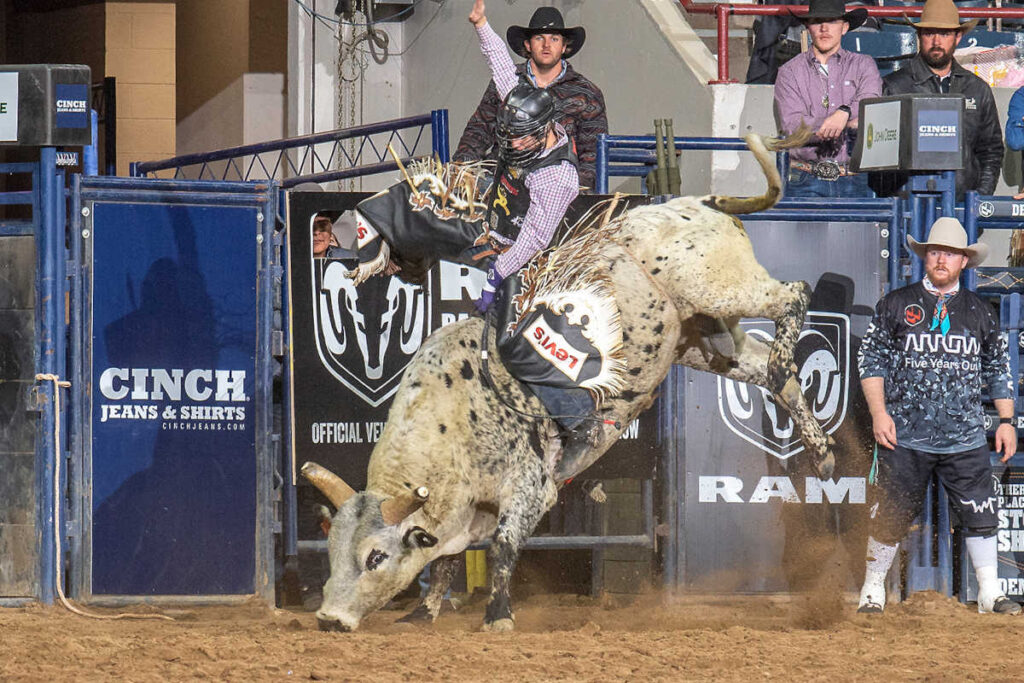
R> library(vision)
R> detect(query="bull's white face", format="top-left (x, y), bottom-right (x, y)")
top-left (316, 492), bottom-right (438, 632)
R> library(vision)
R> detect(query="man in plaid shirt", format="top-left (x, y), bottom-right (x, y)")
top-left (467, 0), bottom-right (580, 314)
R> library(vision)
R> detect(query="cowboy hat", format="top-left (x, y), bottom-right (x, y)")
top-left (901, 0), bottom-right (978, 34)
top-left (906, 216), bottom-right (988, 268)
top-left (791, 0), bottom-right (868, 31)
top-left (507, 7), bottom-right (586, 60)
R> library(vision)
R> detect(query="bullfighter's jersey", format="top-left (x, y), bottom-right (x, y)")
top-left (858, 281), bottom-right (1013, 454)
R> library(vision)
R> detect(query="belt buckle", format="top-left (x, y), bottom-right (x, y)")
top-left (812, 160), bottom-right (842, 181)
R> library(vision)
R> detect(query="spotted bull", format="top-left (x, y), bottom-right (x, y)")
top-left (304, 131), bottom-right (837, 632)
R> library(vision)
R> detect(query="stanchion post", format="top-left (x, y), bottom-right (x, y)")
top-left (964, 191), bottom-right (980, 292)
top-left (35, 147), bottom-right (62, 604)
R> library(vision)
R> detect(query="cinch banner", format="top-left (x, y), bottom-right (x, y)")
top-left (288, 192), bottom-right (661, 514)
top-left (90, 202), bottom-right (259, 595)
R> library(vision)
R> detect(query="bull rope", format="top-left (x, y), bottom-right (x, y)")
top-left (35, 373), bottom-right (173, 621)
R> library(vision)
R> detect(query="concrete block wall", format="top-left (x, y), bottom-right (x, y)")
top-left (105, 2), bottom-right (176, 176)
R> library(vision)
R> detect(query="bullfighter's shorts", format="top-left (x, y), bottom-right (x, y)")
top-left (871, 443), bottom-right (998, 544)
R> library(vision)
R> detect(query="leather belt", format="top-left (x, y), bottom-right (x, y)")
top-left (791, 160), bottom-right (855, 181)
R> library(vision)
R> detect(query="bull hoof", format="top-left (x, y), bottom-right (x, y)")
top-left (481, 618), bottom-right (515, 632)
top-left (395, 604), bottom-right (433, 624)
top-left (816, 452), bottom-right (835, 480)
top-left (317, 618), bottom-right (352, 633)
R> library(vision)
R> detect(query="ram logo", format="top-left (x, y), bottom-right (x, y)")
top-left (313, 258), bottom-right (431, 407)
top-left (717, 312), bottom-right (850, 459)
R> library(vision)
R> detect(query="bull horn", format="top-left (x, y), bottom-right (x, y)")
top-left (301, 461), bottom-right (357, 508)
top-left (380, 486), bottom-right (429, 525)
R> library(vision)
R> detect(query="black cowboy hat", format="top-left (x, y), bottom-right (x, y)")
top-left (790, 0), bottom-right (868, 31)
top-left (507, 7), bottom-right (586, 60)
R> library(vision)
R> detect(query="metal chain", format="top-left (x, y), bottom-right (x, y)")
top-left (337, 11), bottom-right (367, 191)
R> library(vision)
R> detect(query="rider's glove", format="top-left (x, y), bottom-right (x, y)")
top-left (474, 266), bottom-right (503, 314)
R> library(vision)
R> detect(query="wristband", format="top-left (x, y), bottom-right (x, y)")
top-left (837, 105), bottom-right (851, 115)
top-left (1000, 417), bottom-right (1014, 426)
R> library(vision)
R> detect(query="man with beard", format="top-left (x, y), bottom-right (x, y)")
top-left (856, 217), bottom-right (1019, 615)
top-left (870, 0), bottom-right (1003, 198)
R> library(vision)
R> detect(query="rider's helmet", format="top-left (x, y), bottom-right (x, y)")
top-left (495, 84), bottom-right (556, 168)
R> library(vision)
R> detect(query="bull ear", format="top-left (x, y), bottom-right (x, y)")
top-left (380, 486), bottom-right (429, 525)
top-left (301, 461), bottom-right (357, 508)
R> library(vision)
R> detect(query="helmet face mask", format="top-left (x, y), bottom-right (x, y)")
top-left (496, 84), bottom-right (556, 167)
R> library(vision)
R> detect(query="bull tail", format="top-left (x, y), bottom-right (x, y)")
top-left (702, 126), bottom-right (812, 216)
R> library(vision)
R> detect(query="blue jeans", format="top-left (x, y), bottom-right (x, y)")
top-left (786, 169), bottom-right (873, 199)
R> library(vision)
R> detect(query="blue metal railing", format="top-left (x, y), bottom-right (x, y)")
top-left (132, 110), bottom-right (450, 188)
top-left (596, 134), bottom-right (789, 195)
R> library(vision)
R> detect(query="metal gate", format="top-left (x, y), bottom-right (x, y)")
top-left (67, 176), bottom-right (277, 603)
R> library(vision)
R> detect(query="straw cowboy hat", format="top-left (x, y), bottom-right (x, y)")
top-left (790, 0), bottom-right (868, 31)
top-left (906, 217), bottom-right (988, 268)
top-left (901, 0), bottom-right (979, 34)
top-left (507, 7), bottom-right (586, 59)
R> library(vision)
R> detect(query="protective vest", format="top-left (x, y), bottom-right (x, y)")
top-left (489, 141), bottom-right (577, 242)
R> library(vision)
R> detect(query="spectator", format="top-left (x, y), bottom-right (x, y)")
top-left (856, 217), bottom-right (1020, 615)
top-left (312, 215), bottom-right (344, 259)
top-left (1007, 86), bottom-right (1024, 155)
top-left (453, 5), bottom-right (607, 191)
top-left (774, 0), bottom-right (882, 197)
top-left (871, 0), bottom-right (1003, 198)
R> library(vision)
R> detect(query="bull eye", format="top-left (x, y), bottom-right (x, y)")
top-left (365, 549), bottom-right (389, 571)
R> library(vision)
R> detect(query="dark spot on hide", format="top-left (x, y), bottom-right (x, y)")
top-left (410, 381), bottom-right (421, 389)
top-left (470, 410), bottom-right (478, 423)
top-left (650, 268), bottom-right (661, 275)
top-left (476, 501), bottom-right (499, 517)
top-left (653, 322), bottom-right (664, 335)
top-left (629, 367), bottom-right (643, 376)
top-left (469, 340), bottom-right (478, 350)
top-left (528, 427), bottom-right (544, 457)
top-left (444, 373), bottom-right (453, 388)
top-left (620, 390), bottom-right (642, 402)
top-left (461, 360), bottom-right (474, 380)
top-left (439, 424), bottom-right (447, 434)
top-left (459, 340), bottom-right (466, 348)
top-left (643, 344), bottom-right (654, 354)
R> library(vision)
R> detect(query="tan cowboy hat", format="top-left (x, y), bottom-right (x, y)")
top-left (906, 217), bottom-right (988, 268)
top-left (902, 0), bottom-right (978, 34)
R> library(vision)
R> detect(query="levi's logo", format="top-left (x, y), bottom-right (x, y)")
top-left (355, 214), bottom-right (378, 249)
top-left (525, 316), bottom-right (588, 382)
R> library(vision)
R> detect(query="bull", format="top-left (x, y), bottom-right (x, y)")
top-left (303, 131), bottom-right (837, 632)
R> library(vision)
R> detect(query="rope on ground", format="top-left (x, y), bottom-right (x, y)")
top-left (35, 373), bottom-right (174, 622)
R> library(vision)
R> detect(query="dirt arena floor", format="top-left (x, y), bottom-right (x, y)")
top-left (1, 590), bottom-right (1021, 682)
